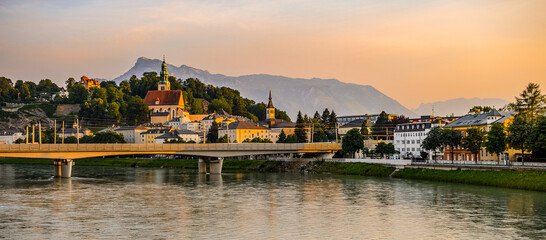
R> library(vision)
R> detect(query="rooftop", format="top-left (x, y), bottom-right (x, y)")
top-left (221, 121), bottom-right (268, 130)
top-left (444, 110), bottom-right (515, 128)
top-left (143, 90), bottom-right (184, 106)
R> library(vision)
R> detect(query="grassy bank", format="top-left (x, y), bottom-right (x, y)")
top-left (393, 168), bottom-right (546, 192)
top-left (2, 158), bottom-right (545, 192)
top-left (0, 158), bottom-right (279, 172)
top-left (303, 161), bottom-right (395, 177)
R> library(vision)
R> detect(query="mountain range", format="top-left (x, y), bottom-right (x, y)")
top-left (111, 57), bottom-right (510, 119)
top-left (412, 98), bottom-right (510, 117)
top-left (112, 57), bottom-right (415, 118)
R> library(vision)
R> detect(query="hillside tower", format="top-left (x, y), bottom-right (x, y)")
top-left (266, 88), bottom-right (275, 120)
top-left (158, 55), bottom-right (171, 91)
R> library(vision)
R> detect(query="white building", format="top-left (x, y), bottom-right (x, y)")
top-left (175, 129), bottom-right (201, 143)
top-left (154, 129), bottom-right (201, 144)
top-left (394, 121), bottom-right (444, 159)
top-left (180, 121), bottom-right (200, 132)
top-left (0, 130), bottom-right (23, 144)
top-left (114, 126), bottom-right (147, 143)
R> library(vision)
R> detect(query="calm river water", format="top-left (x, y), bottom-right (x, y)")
top-left (1, 164), bottom-right (545, 239)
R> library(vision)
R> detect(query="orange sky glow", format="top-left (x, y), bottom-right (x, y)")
top-left (0, 0), bottom-right (544, 109)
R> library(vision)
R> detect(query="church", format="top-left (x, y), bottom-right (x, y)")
top-left (143, 56), bottom-right (190, 124)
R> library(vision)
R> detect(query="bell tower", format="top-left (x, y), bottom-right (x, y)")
top-left (266, 88), bottom-right (275, 120)
top-left (158, 55), bottom-right (171, 91)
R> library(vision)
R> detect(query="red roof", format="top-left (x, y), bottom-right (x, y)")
top-left (144, 90), bottom-right (184, 106)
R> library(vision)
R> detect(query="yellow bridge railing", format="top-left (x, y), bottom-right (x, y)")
top-left (0, 143), bottom-right (341, 159)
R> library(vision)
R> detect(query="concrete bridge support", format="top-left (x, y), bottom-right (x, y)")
top-left (198, 159), bottom-right (207, 174)
top-left (209, 158), bottom-right (224, 174)
top-left (53, 159), bottom-right (74, 178)
top-left (315, 152), bottom-right (335, 160)
top-left (197, 158), bottom-right (224, 174)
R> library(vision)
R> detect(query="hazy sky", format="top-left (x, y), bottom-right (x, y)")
top-left (0, 0), bottom-right (544, 109)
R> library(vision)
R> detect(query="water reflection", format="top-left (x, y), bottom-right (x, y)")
top-left (0, 164), bottom-right (545, 239)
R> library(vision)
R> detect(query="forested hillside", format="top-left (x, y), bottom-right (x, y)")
top-left (0, 73), bottom-right (291, 129)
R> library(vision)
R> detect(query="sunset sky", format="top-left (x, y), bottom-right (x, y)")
top-left (0, 0), bottom-right (544, 109)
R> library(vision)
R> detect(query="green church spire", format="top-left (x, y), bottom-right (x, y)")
top-left (159, 55), bottom-right (168, 84)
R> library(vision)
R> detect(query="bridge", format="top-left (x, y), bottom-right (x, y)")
top-left (0, 143), bottom-right (340, 177)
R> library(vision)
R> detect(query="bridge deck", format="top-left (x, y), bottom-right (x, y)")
top-left (0, 143), bottom-right (341, 159)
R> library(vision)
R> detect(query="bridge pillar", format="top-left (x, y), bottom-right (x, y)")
top-left (198, 159), bottom-right (207, 174)
top-left (315, 152), bottom-right (335, 160)
top-left (209, 158), bottom-right (223, 174)
top-left (53, 159), bottom-right (74, 178)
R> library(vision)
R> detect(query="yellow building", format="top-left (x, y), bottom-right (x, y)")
top-left (443, 110), bottom-right (517, 162)
top-left (218, 121), bottom-right (270, 143)
top-left (140, 128), bottom-right (172, 144)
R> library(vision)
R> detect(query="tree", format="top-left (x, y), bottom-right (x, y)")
top-left (342, 128), bottom-right (364, 158)
top-left (285, 134), bottom-right (298, 143)
top-left (126, 96), bottom-right (149, 125)
top-left (90, 131), bottom-right (126, 143)
top-left (208, 98), bottom-right (231, 114)
top-left (90, 87), bottom-right (107, 102)
top-left (313, 111), bottom-right (321, 121)
top-left (485, 123), bottom-right (507, 164)
top-left (375, 142), bottom-right (396, 158)
top-left (507, 114), bottom-right (533, 165)
top-left (106, 85), bottom-right (123, 103)
top-left (360, 120), bottom-right (369, 139)
top-left (68, 84), bottom-right (89, 104)
top-left (66, 77), bottom-right (76, 89)
top-left (462, 127), bottom-right (486, 164)
top-left (442, 129), bottom-right (463, 163)
top-left (371, 111), bottom-right (389, 140)
top-left (328, 110), bottom-right (337, 128)
top-left (37, 79), bottom-right (60, 94)
top-left (469, 106), bottom-right (493, 114)
top-left (218, 134), bottom-right (229, 143)
top-left (19, 83), bottom-right (31, 101)
top-left (295, 111), bottom-right (307, 143)
top-left (421, 127), bottom-right (444, 162)
top-left (511, 82), bottom-right (545, 118)
top-left (277, 130), bottom-right (287, 143)
top-left (108, 102), bottom-right (122, 122)
top-left (232, 97), bottom-right (244, 116)
top-left (207, 121), bottom-right (219, 143)
top-left (274, 109), bottom-right (291, 122)
top-left (321, 108), bottom-right (330, 125)
top-left (527, 116), bottom-right (546, 158)
top-left (120, 80), bottom-right (131, 95)
top-left (313, 127), bottom-right (328, 142)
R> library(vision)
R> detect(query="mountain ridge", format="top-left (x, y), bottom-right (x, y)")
top-left (412, 97), bottom-right (510, 117)
top-left (112, 57), bottom-right (416, 118)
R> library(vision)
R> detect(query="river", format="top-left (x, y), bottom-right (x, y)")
top-left (1, 164), bottom-right (545, 239)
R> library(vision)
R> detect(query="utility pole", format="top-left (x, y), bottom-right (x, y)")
top-left (311, 123), bottom-right (315, 142)
top-left (62, 121), bottom-right (65, 144)
top-left (335, 123), bottom-right (339, 143)
top-left (227, 123), bottom-right (230, 143)
top-left (38, 121), bottom-right (42, 145)
top-left (76, 118), bottom-right (80, 145)
top-left (26, 126), bottom-right (28, 144)
top-left (54, 120), bottom-right (56, 144)
top-left (203, 122), bottom-right (206, 144)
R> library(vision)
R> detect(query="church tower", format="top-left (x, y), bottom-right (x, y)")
top-left (266, 88), bottom-right (275, 120)
top-left (158, 55), bottom-right (171, 91)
